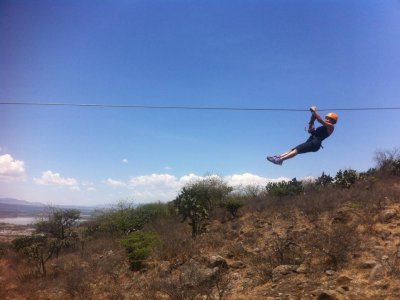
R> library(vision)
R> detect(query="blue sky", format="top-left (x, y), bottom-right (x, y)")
top-left (1, 0), bottom-right (399, 206)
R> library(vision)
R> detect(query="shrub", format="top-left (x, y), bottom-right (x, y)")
top-left (374, 148), bottom-right (400, 176)
top-left (267, 226), bottom-right (303, 268)
top-left (120, 231), bottom-right (159, 270)
top-left (315, 172), bottom-right (334, 187)
top-left (35, 208), bottom-right (80, 240)
top-left (86, 201), bottom-right (170, 238)
top-left (174, 177), bottom-right (232, 237)
top-left (307, 223), bottom-right (360, 270)
top-left (266, 178), bottom-right (303, 199)
top-left (12, 235), bottom-right (59, 275)
top-left (220, 195), bottom-right (246, 218)
top-left (334, 169), bottom-right (358, 188)
top-left (34, 208), bottom-right (81, 257)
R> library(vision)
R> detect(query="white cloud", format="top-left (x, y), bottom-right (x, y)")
top-left (87, 187), bottom-right (96, 192)
top-left (225, 173), bottom-right (290, 187)
top-left (122, 159), bottom-right (128, 164)
top-left (124, 173), bottom-right (290, 204)
top-left (101, 172), bottom-right (308, 204)
top-left (0, 154), bottom-right (26, 182)
top-left (70, 186), bottom-right (81, 192)
top-left (129, 173), bottom-right (178, 189)
top-left (105, 178), bottom-right (126, 187)
top-left (34, 170), bottom-right (78, 187)
top-left (127, 174), bottom-right (181, 203)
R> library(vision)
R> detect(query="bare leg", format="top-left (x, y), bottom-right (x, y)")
top-left (278, 149), bottom-right (298, 161)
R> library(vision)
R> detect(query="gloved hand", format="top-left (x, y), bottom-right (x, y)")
top-left (310, 106), bottom-right (317, 112)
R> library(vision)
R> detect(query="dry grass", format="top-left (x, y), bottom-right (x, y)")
top-left (1, 174), bottom-right (400, 299)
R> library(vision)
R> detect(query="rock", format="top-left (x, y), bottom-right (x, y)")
top-left (336, 275), bottom-right (353, 285)
top-left (296, 264), bottom-right (308, 274)
top-left (325, 270), bottom-right (336, 276)
top-left (178, 260), bottom-right (220, 287)
top-left (209, 255), bottom-right (228, 269)
top-left (336, 286), bottom-right (348, 294)
top-left (230, 261), bottom-right (246, 269)
top-left (361, 260), bottom-right (378, 268)
top-left (377, 209), bottom-right (397, 223)
top-left (378, 229), bottom-right (392, 240)
top-left (272, 265), bottom-right (298, 281)
top-left (368, 263), bottom-right (384, 282)
top-left (231, 272), bottom-right (241, 280)
top-left (317, 291), bottom-right (337, 300)
top-left (331, 210), bottom-right (352, 225)
top-left (374, 279), bottom-right (390, 289)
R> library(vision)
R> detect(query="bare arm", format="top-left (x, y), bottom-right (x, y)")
top-left (308, 113), bottom-right (316, 133)
top-left (310, 106), bottom-right (334, 133)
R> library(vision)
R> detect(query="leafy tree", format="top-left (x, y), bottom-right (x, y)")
top-left (266, 178), bottom-right (304, 199)
top-left (174, 177), bottom-right (232, 237)
top-left (87, 201), bottom-right (170, 237)
top-left (35, 208), bottom-right (80, 240)
top-left (221, 195), bottom-right (246, 218)
top-left (34, 208), bottom-right (81, 257)
top-left (120, 231), bottom-right (159, 270)
top-left (334, 169), bottom-right (358, 188)
top-left (12, 235), bottom-right (58, 276)
top-left (315, 172), bottom-right (334, 187)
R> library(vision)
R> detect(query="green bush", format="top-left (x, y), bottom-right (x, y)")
top-left (315, 172), bottom-right (334, 186)
top-left (334, 169), bottom-right (358, 188)
top-left (266, 178), bottom-right (303, 199)
top-left (12, 235), bottom-right (59, 275)
top-left (86, 202), bottom-right (171, 237)
top-left (221, 196), bottom-right (246, 218)
top-left (120, 231), bottom-right (159, 270)
top-left (174, 177), bottom-right (232, 237)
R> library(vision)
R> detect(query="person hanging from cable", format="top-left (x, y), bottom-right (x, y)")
top-left (267, 106), bottom-right (338, 165)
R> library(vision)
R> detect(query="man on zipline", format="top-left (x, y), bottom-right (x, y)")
top-left (267, 106), bottom-right (338, 165)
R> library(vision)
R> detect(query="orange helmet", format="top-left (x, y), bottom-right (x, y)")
top-left (325, 112), bottom-right (338, 124)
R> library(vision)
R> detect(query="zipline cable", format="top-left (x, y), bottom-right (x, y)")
top-left (1, 101), bottom-right (400, 112)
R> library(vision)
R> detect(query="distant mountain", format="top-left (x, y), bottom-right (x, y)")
top-left (0, 198), bottom-right (45, 206)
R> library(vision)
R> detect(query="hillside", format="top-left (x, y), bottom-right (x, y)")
top-left (1, 170), bottom-right (400, 299)
top-left (0, 198), bottom-right (45, 206)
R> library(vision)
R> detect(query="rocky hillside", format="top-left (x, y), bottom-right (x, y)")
top-left (1, 175), bottom-right (400, 299)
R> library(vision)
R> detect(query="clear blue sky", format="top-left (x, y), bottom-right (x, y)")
top-left (1, 0), bottom-right (399, 206)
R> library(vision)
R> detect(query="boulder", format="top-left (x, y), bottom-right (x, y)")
top-left (209, 255), bottom-right (228, 269)
top-left (272, 265), bottom-right (298, 281)
top-left (336, 275), bottom-right (353, 285)
top-left (377, 209), bottom-right (397, 223)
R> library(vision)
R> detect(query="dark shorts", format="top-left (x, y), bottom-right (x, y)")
top-left (293, 136), bottom-right (321, 154)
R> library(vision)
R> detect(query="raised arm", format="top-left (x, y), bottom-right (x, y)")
top-left (310, 106), bottom-right (334, 133)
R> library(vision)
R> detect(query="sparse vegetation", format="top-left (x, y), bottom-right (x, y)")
top-left (173, 177), bottom-right (232, 237)
top-left (266, 177), bottom-right (304, 199)
top-left (120, 231), bottom-right (159, 270)
top-left (1, 149), bottom-right (400, 299)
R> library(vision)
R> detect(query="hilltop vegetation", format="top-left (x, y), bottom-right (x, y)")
top-left (1, 150), bottom-right (400, 299)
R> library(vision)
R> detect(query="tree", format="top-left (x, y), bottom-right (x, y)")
top-left (12, 235), bottom-right (58, 276)
top-left (221, 195), bottom-right (246, 218)
top-left (34, 208), bottom-right (81, 256)
top-left (334, 169), bottom-right (358, 188)
top-left (315, 172), bottom-right (333, 187)
top-left (35, 208), bottom-right (80, 240)
top-left (374, 149), bottom-right (400, 176)
top-left (266, 178), bottom-right (304, 199)
top-left (174, 177), bottom-right (232, 237)
top-left (120, 231), bottom-right (159, 270)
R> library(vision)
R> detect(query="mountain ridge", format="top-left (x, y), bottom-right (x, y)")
top-left (0, 198), bottom-right (45, 206)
